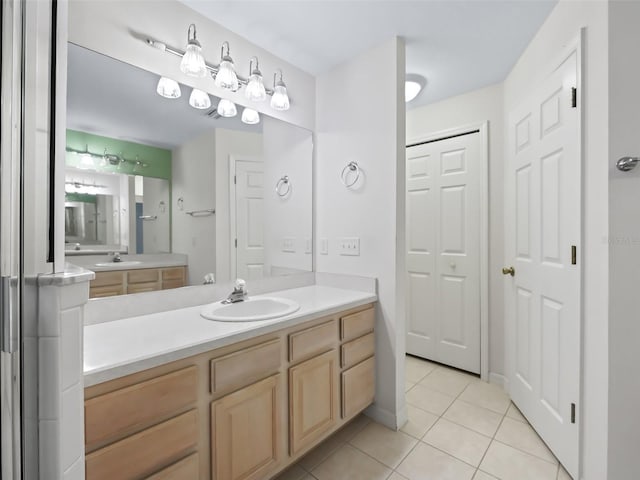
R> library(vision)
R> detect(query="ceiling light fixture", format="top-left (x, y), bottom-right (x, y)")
top-left (270, 69), bottom-right (290, 111)
top-left (405, 74), bottom-right (427, 103)
top-left (189, 88), bottom-right (211, 109)
top-left (241, 107), bottom-right (260, 125)
top-left (156, 77), bottom-right (181, 99)
top-left (217, 98), bottom-right (237, 118)
top-left (145, 27), bottom-right (293, 113)
top-left (180, 24), bottom-right (207, 78)
top-left (245, 57), bottom-right (267, 102)
top-left (214, 41), bottom-right (239, 91)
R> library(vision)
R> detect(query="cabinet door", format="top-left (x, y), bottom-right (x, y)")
top-left (289, 350), bottom-right (339, 456)
top-left (211, 375), bottom-right (282, 480)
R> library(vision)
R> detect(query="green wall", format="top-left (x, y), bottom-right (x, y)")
top-left (66, 129), bottom-right (172, 180)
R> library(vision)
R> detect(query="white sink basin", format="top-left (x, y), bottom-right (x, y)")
top-left (95, 261), bottom-right (142, 267)
top-left (201, 297), bottom-right (300, 322)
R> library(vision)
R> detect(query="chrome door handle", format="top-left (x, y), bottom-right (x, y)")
top-left (502, 266), bottom-right (515, 277)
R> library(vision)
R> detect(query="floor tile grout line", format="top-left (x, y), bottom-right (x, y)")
top-left (491, 438), bottom-right (559, 466)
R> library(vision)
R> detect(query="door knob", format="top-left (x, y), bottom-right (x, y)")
top-left (502, 266), bottom-right (515, 277)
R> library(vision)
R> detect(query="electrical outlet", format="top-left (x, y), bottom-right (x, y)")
top-left (320, 237), bottom-right (329, 255)
top-left (338, 237), bottom-right (360, 256)
top-left (282, 237), bottom-right (296, 253)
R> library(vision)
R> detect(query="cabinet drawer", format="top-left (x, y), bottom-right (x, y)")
top-left (162, 279), bottom-right (185, 290)
top-left (340, 307), bottom-right (374, 341)
top-left (341, 357), bottom-right (375, 419)
top-left (146, 453), bottom-right (199, 480)
top-left (162, 267), bottom-right (185, 281)
top-left (211, 339), bottom-right (281, 394)
top-left (86, 410), bottom-right (198, 480)
top-left (128, 268), bottom-right (160, 284)
top-left (127, 281), bottom-right (160, 294)
top-left (92, 271), bottom-right (124, 287)
top-left (341, 332), bottom-right (375, 369)
top-left (288, 320), bottom-right (337, 363)
top-left (85, 366), bottom-right (198, 450)
top-left (90, 285), bottom-right (124, 299)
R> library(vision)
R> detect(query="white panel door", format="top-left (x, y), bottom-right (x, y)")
top-left (235, 160), bottom-right (265, 280)
top-left (505, 49), bottom-right (580, 477)
top-left (406, 132), bottom-right (481, 374)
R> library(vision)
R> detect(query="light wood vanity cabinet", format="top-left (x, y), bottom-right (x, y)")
top-left (84, 303), bottom-right (375, 480)
top-left (89, 266), bottom-right (186, 298)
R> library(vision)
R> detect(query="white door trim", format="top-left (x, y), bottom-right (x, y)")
top-left (228, 155), bottom-right (262, 280)
top-left (406, 121), bottom-right (490, 381)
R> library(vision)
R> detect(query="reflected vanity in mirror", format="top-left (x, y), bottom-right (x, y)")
top-left (65, 43), bottom-right (313, 296)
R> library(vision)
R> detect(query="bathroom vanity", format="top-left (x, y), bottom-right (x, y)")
top-left (83, 285), bottom-right (376, 480)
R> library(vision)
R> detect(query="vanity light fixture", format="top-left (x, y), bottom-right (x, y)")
top-left (180, 24), bottom-right (207, 78)
top-left (214, 41), bottom-right (239, 91)
top-left (405, 74), bottom-right (427, 103)
top-left (189, 88), bottom-right (211, 109)
top-left (145, 28), bottom-right (293, 112)
top-left (217, 98), bottom-right (237, 118)
top-left (270, 69), bottom-right (290, 111)
top-left (156, 77), bottom-right (181, 99)
top-left (245, 57), bottom-right (267, 102)
top-left (241, 107), bottom-right (260, 125)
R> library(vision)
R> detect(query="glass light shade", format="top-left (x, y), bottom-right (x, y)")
top-left (270, 84), bottom-right (290, 111)
top-left (79, 154), bottom-right (94, 168)
top-left (217, 98), bottom-right (237, 117)
top-left (215, 58), bottom-right (239, 91)
top-left (241, 107), bottom-right (260, 125)
top-left (245, 73), bottom-right (266, 102)
top-left (180, 43), bottom-right (207, 78)
top-left (156, 77), bottom-right (181, 99)
top-left (405, 80), bottom-right (422, 102)
top-left (189, 88), bottom-right (211, 109)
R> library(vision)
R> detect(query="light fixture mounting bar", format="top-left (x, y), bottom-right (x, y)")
top-left (145, 37), bottom-right (275, 96)
top-left (65, 147), bottom-right (148, 168)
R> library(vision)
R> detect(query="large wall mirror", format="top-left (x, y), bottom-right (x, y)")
top-left (65, 43), bottom-right (313, 290)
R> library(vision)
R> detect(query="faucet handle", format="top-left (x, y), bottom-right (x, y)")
top-left (235, 278), bottom-right (246, 293)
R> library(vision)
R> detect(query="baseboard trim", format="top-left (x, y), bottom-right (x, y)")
top-left (489, 372), bottom-right (509, 392)
top-left (365, 403), bottom-right (407, 431)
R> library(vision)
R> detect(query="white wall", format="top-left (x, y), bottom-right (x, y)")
top-left (316, 37), bottom-right (406, 428)
top-left (142, 177), bottom-right (171, 254)
top-left (406, 83), bottom-right (505, 380)
top-left (172, 130), bottom-right (216, 285)
top-left (67, 0), bottom-right (315, 131)
top-left (214, 128), bottom-right (264, 282)
top-left (262, 116), bottom-right (313, 275)
top-left (607, 1), bottom-right (640, 478)
top-left (503, 1), bottom-right (609, 478)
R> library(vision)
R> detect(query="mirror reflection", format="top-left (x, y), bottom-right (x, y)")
top-left (65, 43), bottom-right (313, 295)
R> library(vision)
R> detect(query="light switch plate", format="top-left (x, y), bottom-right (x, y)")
top-left (320, 238), bottom-right (328, 255)
top-left (282, 237), bottom-right (296, 253)
top-left (338, 237), bottom-right (360, 256)
top-left (304, 238), bottom-right (312, 254)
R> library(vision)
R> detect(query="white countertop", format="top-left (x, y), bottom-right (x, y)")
top-left (84, 285), bottom-right (377, 387)
top-left (69, 253), bottom-right (187, 272)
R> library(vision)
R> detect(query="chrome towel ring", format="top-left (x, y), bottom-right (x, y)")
top-left (276, 175), bottom-right (291, 197)
top-left (341, 161), bottom-right (360, 188)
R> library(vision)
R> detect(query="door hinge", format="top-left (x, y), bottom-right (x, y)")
top-left (571, 87), bottom-right (577, 108)
top-left (234, 238), bottom-right (237, 248)
top-left (571, 403), bottom-right (576, 424)
top-left (233, 175), bottom-right (236, 185)
top-left (571, 245), bottom-right (577, 265)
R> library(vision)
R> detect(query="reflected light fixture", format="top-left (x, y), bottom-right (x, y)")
top-left (214, 41), bottom-right (239, 91)
top-left (270, 69), bottom-right (290, 111)
top-left (189, 88), bottom-right (211, 109)
top-left (180, 24), bottom-right (207, 78)
top-left (405, 74), bottom-right (426, 103)
top-left (156, 77), bottom-right (181, 98)
top-left (241, 107), bottom-right (260, 125)
top-left (245, 57), bottom-right (266, 102)
top-left (217, 98), bottom-right (237, 117)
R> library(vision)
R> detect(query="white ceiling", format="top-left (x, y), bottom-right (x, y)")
top-left (178, 0), bottom-right (557, 108)
top-left (67, 43), bottom-right (261, 150)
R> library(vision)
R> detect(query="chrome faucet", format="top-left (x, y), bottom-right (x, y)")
top-left (223, 279), bottom-right (247, 304)
top-left (108, 252), bottom-right (122, 263)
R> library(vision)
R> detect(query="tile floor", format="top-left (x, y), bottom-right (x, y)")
top-left (273, 354), bottom-right (573, 480)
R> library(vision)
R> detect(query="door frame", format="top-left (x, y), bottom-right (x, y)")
top-left (406, 122), bottom-right (490, 381)
top-left (228, 155), bottom-right (262, 280)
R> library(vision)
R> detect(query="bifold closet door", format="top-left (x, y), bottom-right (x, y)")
top-left (406, 132), bottom-right (481, 374)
